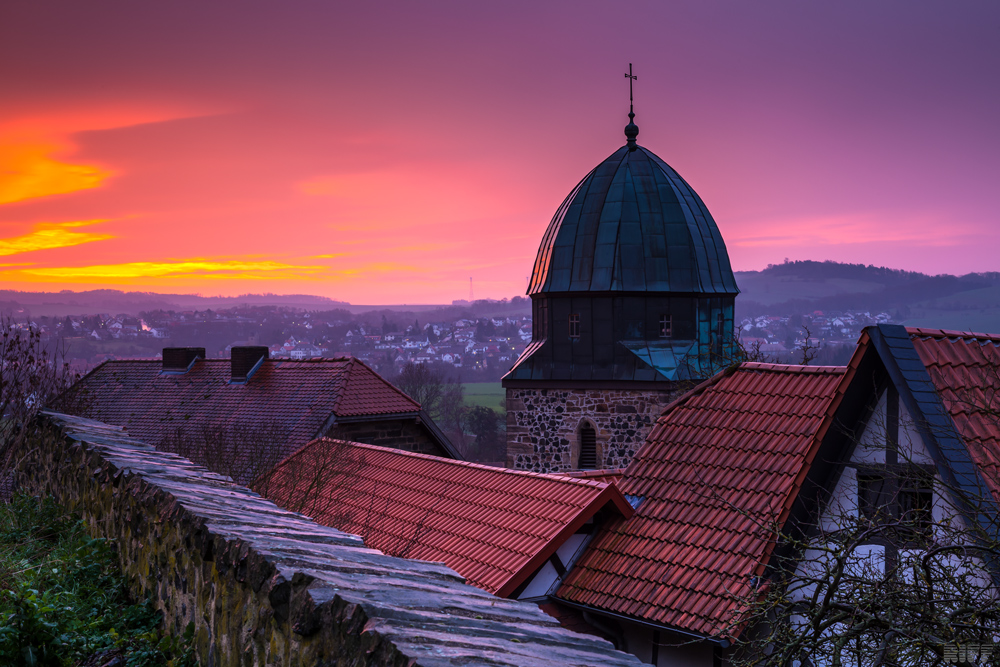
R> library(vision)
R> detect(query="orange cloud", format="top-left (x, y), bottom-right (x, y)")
top-left (10, 258), bottom-right (326, 282)
top-left (0, 219), bottom-right (113, 256)
top-left (0, 140), bottom-right (112, 205)
top-left (0, 108), bottom-right (204, 205)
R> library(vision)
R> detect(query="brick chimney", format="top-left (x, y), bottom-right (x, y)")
top-left (161, 347), bottom-right (205, 372)
top-left (231, 346), bottom-right (268, 383)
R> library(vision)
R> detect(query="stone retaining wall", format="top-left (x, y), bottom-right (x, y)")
top-left (18, 411), bottom-right (641, 667)
top-left (506, 387), bottom-right (682, 472)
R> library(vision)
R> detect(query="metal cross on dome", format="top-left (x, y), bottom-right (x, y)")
top-left (625, 63), bottom-right (637, 109)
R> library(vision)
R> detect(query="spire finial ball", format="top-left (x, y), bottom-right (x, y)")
top-left (625, 111), bottom-right (639, 150)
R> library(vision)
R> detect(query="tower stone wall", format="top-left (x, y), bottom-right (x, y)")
top-left (505, 385), bottom-right (685, 472)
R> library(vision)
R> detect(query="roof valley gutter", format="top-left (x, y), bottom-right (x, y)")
top-left (553, 598), bottom-right (731, 648)
top-left (244, 356), bottom-right (266, 382)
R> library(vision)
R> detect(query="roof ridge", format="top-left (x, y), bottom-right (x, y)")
top-left (329, 357), bottom-right (356, 414)
top-left (740, 362), bottom-right (846, 374)
top-left (344, 358), bottom-right (421, 410)
top-left (907, 326), bottom-right (1000, 342)
top-left (309, 438), bottom-right (611, 489)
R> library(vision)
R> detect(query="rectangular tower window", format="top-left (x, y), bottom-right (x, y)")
top-left (714, 312), bottom-right (726, 354)
top-left (659, 315), bottom-right (672, 338)
top-left (569, 313), bottom-right (581, 339)
top-left (537, 300), bottom-right (549, 339)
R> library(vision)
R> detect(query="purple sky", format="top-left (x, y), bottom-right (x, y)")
top-left (1, 1), bottom-right (997, 302)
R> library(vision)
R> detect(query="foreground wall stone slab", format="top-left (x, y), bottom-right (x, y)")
top-left (20, 411), bottom-right (642, 667)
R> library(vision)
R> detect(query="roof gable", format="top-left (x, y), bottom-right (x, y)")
top-left (556, 363), bottom-right (848, 639)
top-left (58, 357), bottom-right (422, 458)
top-left (264, 440), bottom-right (633, 596)
top-left (867, 326), bottom-right (1000, 539)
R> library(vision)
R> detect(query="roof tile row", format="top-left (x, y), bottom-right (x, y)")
top-left (557, 363), bottom-right (847, 638)
top-left (265, 440), bottom-right (633, 596)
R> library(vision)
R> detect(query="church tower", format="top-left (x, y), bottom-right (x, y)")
top-left (503, 89), bottom-right (739, 472)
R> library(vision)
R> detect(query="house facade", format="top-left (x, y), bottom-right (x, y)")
top-left (548, 325), bottom-right (1000, 666)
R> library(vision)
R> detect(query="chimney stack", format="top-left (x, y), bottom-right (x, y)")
top-left (162, 347), bottom-right (205, 373)
top-left (231, 346), bottom-right (268, 383)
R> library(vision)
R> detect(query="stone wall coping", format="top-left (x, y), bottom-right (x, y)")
top-left (26, 411), bottom-right (642, 667)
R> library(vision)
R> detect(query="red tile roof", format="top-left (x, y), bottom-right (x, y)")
top-left (59, 357), bottom-right (421, 456)
top-left (557, 363), bottom-right (849, 639)
top-left (264, 440), bottom-right (633, 596)
top-left (907, 327), bottom-right (1000, 495)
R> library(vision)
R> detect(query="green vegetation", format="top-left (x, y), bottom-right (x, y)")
top-left (0, 494), bottom-right (195, 667)
top-left (462, 382), bottom-right (505, 415)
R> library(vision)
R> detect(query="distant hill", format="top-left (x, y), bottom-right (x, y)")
top-left (736, 261), bottom-right (1000, 333)
top-left (6, 262), bottom-right (1000, 334)
top-left (0, 289), bottom-right (347, 318)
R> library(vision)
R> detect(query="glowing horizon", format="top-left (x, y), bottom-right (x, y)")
top-left (1, 1), bottom-right (997, 303)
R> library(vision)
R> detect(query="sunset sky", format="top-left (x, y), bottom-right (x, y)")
top-left (2, 1), bottom-right (998, 303)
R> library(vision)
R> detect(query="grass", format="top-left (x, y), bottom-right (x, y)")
top-left (463, 382), bottom-right (505, 415)
top-left (0, 493), bottom-right (195, 666)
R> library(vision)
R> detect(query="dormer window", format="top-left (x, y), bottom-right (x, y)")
top-left (569, 314), bottom-right (581, 339)
top-left (659, 315), bottom-right (672, 338)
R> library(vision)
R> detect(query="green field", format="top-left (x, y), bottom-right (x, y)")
top-left (903, 285), bottom-right (1000, 333)
top-left (463, 382), bottom-right (505, 414)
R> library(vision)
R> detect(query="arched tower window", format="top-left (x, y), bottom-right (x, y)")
top-left (579, 424), bottom-right (597, 470)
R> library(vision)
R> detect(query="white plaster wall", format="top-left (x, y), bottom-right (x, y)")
top-left (517, 561), bottom-right (558, 600)
top-left (821, 466), bottom-right (858, 533)
top-left (556, 533), bottom-right (587, 566)
top-left (898, 402), bottom-right (933, 464)
top-left (853, 389), bottom-right (887, 464)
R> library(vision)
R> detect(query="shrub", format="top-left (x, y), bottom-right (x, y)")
top-left (0, 494), bottom-right (195, 666)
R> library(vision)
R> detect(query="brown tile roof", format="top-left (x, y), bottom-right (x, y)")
top-left (59, 357), bottom-right (421, 456)
top-left (264, 439), bottom-right (633, 596)
top-left (907, 327), bottom-right (1000, 496)
top-left (556, 363), bottom-right (849, 639)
